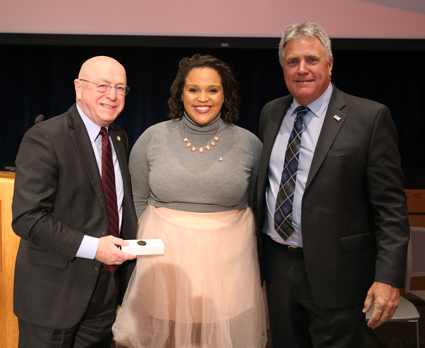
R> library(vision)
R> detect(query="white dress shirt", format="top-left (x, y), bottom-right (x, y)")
top-left (263, 83), bottom-right (333, 247)
top-left (75, 104), bottom-right (124, 259)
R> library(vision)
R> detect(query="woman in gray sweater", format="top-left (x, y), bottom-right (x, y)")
top-left (113, 54), bottom-right (267, 348)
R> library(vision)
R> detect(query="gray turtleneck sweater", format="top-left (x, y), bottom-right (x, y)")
top-left (129, 114), bottom-right (262, 218)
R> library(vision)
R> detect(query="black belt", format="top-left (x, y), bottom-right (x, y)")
top-left (286, 245), bottom-right (304, 254)
top-left (265, 235), bottom-right (304, 254)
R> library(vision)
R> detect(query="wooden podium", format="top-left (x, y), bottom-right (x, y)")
top-left (0, 172), bottom-right (19, 348)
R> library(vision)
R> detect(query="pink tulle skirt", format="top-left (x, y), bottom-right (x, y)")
top-left (112, 205), bottom-right (267, 348)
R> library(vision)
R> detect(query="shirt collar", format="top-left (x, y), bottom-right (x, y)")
top-left (76, 103), bottom-right (107, 142)
top-left (289, 83), bottom-right (333, 118)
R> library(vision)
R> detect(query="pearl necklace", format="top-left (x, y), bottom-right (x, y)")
top-left (183, 124), bottom-right (220, 153)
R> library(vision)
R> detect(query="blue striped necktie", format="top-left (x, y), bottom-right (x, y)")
top-left (100, 127), bottom-right (119, 273)
top-left (274, 106), bottom-right (309, 240)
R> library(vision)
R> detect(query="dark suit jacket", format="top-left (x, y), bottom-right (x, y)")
top-left (256, 85), bottom-right (410, 310)
top-left (12, 104), bottom-right (137, 329)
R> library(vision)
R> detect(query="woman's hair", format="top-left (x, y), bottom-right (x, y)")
top-left (168, 54), bottom-right (240, 123)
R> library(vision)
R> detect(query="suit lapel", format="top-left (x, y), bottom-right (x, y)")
top-left (257, 96), bottom-right (292, 202)
top-left (262, 98), bottom-right (292, 160)
top-left (305, 87), bottom-right (346, 189)
top-left (67, 106), bottom-right (107, 212)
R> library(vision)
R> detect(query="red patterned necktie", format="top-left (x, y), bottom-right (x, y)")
top-left (100, 127), bottom-right (119, 273)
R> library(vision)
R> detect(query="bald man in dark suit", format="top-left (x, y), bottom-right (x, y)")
top-left (12, 56), bottom-right (137, 348)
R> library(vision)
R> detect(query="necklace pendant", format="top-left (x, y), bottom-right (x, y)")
top-left (183, 124), bottom-right (220, 154)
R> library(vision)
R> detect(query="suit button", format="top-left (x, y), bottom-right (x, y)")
top-left (102, 229), bottom-right (107, 235)
top-left (95, 265), bottom-right (100, 271)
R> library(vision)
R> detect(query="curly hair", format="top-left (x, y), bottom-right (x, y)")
top-left (168, 54), bottom-right (240, 123)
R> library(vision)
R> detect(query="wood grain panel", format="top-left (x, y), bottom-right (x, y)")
top-left (0, 172), bottom-right (19, 348)
top-left (404, 189), bottom-right (425, 298)
top-left (405, 189), bottom-right (425, 215)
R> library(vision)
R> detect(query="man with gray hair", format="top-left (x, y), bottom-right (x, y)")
top-left (256, 22), bottom-right (409, 347)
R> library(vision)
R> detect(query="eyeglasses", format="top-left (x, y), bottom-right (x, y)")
top-left (79, 79), bottom-right (130, 96)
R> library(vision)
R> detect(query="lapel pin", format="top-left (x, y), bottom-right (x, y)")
top-left (117, 136), bottom-right (121, 141)
top-left (333, 115), bottom-right (341, 122)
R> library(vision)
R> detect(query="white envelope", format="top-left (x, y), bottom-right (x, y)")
top-left (121, 239), bottom-right (164, 256)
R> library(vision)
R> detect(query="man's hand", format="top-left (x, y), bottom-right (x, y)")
top-left (363, 281), bottom-right (399, 329)
top-left (94, 236), bottom-right (136, 265)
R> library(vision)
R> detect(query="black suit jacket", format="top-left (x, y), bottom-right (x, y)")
top-left (256, 85), bottom-right (410, 309)
top-left (12, 104), bottom-right (137, 329)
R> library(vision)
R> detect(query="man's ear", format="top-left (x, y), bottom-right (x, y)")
top-left (74, 79), bottom-right (82, 101)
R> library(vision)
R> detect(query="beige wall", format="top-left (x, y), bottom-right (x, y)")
top-left (1, 0), bottom-right (425, 38)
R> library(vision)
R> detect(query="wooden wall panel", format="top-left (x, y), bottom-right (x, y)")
top-left (0, 172), bottom-right (19, 348)
top-left (405, 189), bottom-right (425, 299)
top-left (405, 189), bottom-right (425, 215)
